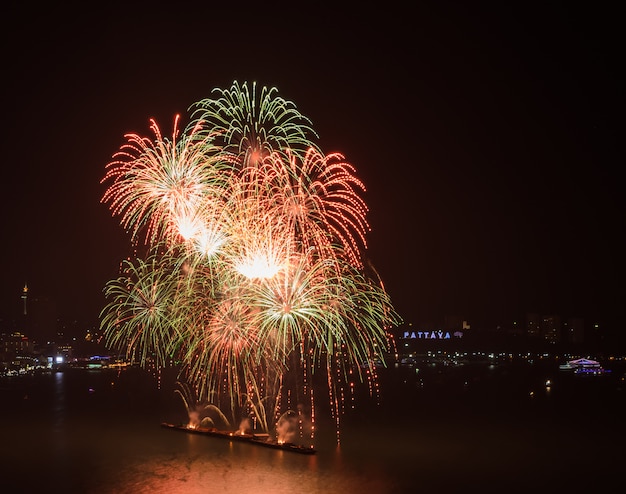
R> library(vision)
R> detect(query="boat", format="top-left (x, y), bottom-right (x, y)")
top-left (559, 358), bottom-right (601, 371)
top-left (559, 357), bottom-right (611, 375)
top-left (160, 422), bottom-right (317, 455)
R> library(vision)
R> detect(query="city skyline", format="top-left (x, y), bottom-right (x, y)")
top-left (6, 280), bottom-right (613, 342)
top-left (1, 4), bottom-right (623, 339)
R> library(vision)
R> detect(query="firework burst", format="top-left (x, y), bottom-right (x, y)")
top-left (101, 114), bottom-right (234, 248)
top-left (100, 81), bottom-right (402, 445)
top-left (189, 80), bottom-right (320, 165)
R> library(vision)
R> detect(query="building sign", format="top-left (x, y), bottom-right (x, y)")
top-left (403, 330), bottom-right (463, 340)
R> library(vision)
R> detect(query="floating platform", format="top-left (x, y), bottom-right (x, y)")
top-left (160, 422), bottom-right (316, 455)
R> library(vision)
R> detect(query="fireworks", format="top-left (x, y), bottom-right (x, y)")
top-left (188, 81), bottom-right (320, 164)
top-left (100, 81), bottom-right (402, 444)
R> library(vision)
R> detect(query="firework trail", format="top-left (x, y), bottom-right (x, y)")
top-left (100, 81), bottom-right (402, 444)
top-left (101, 114), bottom-right (234, 249)
top-left (188, 80), bottom-right (320, 165)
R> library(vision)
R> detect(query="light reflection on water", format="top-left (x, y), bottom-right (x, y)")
top-left (2, 363), bottom-right (625, 493)
top-left (102, 441), bottom-right (349, 494)
top-left (94, 415), bottom-right (405, 494)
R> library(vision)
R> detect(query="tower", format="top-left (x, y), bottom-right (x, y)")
top-left (21, 282), bottom-right (28, 316)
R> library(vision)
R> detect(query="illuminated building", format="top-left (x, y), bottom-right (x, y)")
top-left (541, 315), bottom-right (562, 344)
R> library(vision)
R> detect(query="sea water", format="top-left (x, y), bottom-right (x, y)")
top-left (1, 359), bottom-right (624, 493)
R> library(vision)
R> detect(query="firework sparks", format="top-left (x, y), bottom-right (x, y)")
top-left (188, 80), bottom-right (321, 164)
top-left (100, 81), bottom-right (402, 444)
top-left (101, 114), bottom-right (234, 248)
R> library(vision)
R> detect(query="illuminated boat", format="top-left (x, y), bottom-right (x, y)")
top-left (160, 422), bottom-right (317, 455)
top-left (559, 358), bottom-right (601, 371)
top-left (559, 358), bottom-right (611, 375)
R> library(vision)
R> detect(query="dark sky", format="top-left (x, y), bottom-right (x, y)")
top-left (1, 3), bottom-right (623, 336)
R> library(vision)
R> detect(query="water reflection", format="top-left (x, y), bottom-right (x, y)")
top-left (2, 362), bottom-right (625, 493)
top-left (96, 430), bottom-right (402, 494)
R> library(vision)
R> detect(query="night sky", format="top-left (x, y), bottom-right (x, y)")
top-left (2, 3), bottom-right (623, 338)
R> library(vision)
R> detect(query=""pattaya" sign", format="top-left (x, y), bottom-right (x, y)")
top-left (403, 330), bottom-right (464, 340)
